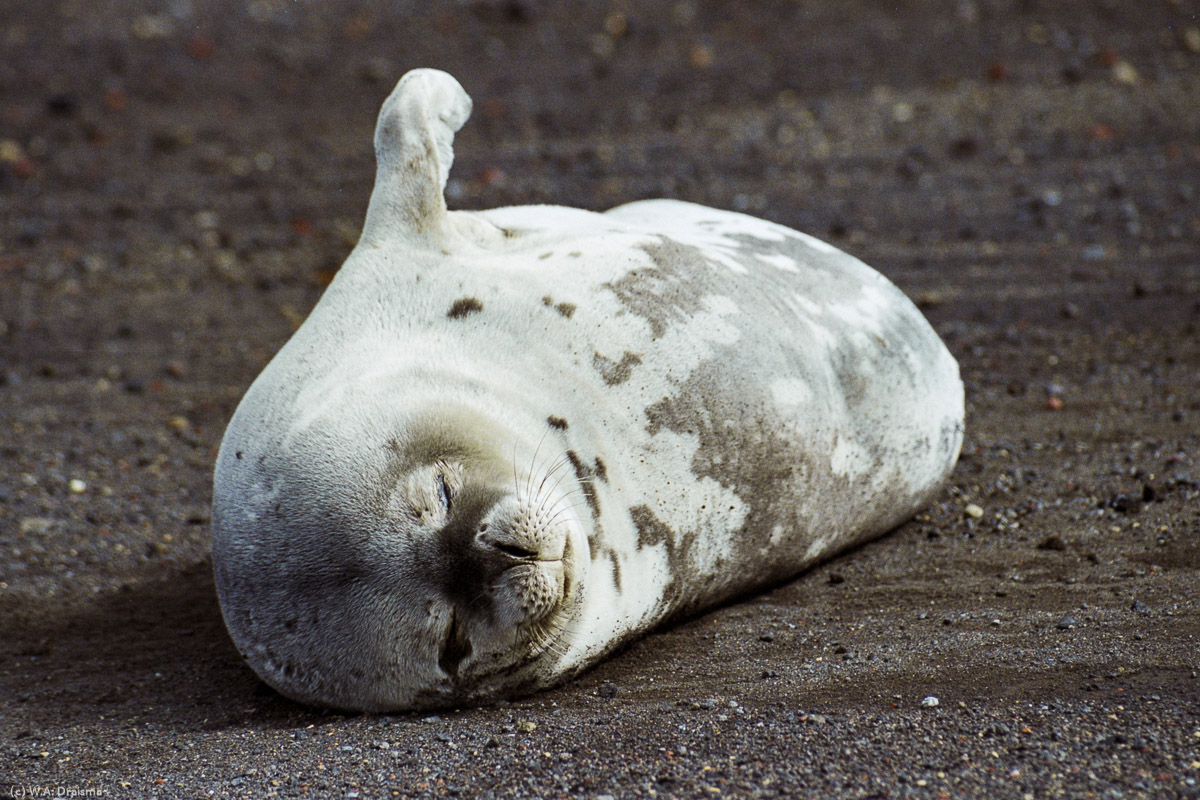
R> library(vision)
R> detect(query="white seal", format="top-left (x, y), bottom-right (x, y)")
top-left (211, 69), bottom-right (964, 711)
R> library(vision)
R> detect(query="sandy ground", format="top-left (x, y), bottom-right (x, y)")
top-left (1, 1), bottom-right (1199, 797)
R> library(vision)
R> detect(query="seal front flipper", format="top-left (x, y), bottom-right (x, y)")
top-left (362, 69), bottom-right (485, 248)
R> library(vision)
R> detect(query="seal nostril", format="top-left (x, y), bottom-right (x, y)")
top-left (493, 541), bottom-right (537, 560)
top-left (478, 522), bottom-right (489, 532)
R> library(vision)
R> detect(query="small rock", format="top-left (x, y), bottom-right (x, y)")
top-left (68, 478), bottom-right (87, 494)
top-left (132, 13), bottom-right (174, 40)
top-left (965, 503), bottom-right (984, 519)
top-left (759, 633), bottom-right (776, 643)
top-left (420, 715), bottom-right (442, 724)
top-left (1130, 600), bottom-right (1151, 614)
top-left (516, 720), bottom-right (537, 733)
top-left (1110, 494), bottom-right (1142, 515)
top-left (1111, 61), bottom-right (1139, 85)
top-left (920, 696), bottom-right (940, 708)
top-left (688, 43), bottom-right (714, 70)
top-left (20, 517), bottom-right (57, 535)
top-left (46, 93), bottom-right (77, 116)
top-left (1046, 396), bottom-right (1063, 411)
top-left (596, 681), bottom-right (618, 698)
top-left (1184, 27), bottom-right (1200, 53)
top-left (948, 135), bottom-right (979, 158)
top-left (1056, 614), bottom-right (1078, 630)
top-left (0, 139), bottom-right (25, 163)
top-left (1037, 535), bottom-right (1067, 551)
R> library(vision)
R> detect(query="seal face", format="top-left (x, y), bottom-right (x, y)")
top-left (211, 69), bottom-right (965, 711)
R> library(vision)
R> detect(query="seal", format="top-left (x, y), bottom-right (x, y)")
top-left (211, 68), bottom-right (964, 712)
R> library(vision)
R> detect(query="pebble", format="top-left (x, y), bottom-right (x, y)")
top-left (688, 44), bottom-right (714, 70)
top-left (921, 696), bottom-right (940, 708)
top-left (1184, 27), bottom-right (1200, 53)
top-left (132, 14), bottom-right (174, 40)
top-left (516, 720), bottom-right (537, 733)
top-left (1111, 61), bottom-right (1139, 86)
top-left (1037, 535), bottom-right (1067, 551)
top-left (68, 479), bottom-right (87, 494)
top-left (964, 503), bottom-right (984, 519)
top-left (1130, 600), bottom-right (1151, 614)
top-left (0, 139), bottom-right (25, 163)
top-left (1057, 614), bottom-right (1078, 630)
top-left (20, 517), bottom-right (58, 535)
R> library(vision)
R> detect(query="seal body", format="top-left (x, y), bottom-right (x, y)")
top-left (211, 69), bottom-right (964, 712)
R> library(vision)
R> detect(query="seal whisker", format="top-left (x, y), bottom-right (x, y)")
top-left (529, 450), bottom-right (572, 501)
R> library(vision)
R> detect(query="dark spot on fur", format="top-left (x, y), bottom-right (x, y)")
top-left (547, 416), bottom-right (568, 430)
top-left (541, 295), bottom-right (554, 306)
top-left (566, 449), bottom-right (601, 520)
top-left (593, 456), bottom-right (608, 483)
top-left (447, 297), bottom-right (483, 319)
top-left (235, 451), bottom-right (243, 459)
top-left (593, 350), bottom-right (642, 386)
top-left (628, 504), bottom-right (694, 612)
top-left (601, 241), bottom-right (709, 339)
top-left (555, 302), bottom-right (576, 319)
top-left (629, 504), bottom-right (673, 549)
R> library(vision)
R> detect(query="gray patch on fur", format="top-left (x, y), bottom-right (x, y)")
top-left (592, 350), bottom-right (643, 386)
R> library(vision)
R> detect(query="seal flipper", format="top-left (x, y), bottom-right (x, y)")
top-left (361, 69), bottom-right (472, 246)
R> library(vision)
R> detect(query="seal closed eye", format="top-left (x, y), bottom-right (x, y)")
top-left (211, 68), bottom-right (963, 712)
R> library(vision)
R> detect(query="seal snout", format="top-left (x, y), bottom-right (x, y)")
top-left (476, 495), bottom-right (570, 565)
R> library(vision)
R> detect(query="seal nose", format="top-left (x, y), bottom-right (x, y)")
top-left (475, 499), bottom-right (568, 563)
top-left (488, 538), bottom-right (539, 561)
top-left (478, 524), bottom-right (554, 562)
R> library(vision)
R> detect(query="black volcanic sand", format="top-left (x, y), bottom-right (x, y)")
top-left (2, 1), bottom-right (1199, 797)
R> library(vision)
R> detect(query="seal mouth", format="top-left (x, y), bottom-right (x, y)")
top-left (519, 528), bottom-right (578, 662)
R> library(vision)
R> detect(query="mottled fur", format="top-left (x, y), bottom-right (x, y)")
top-left (212, 70), bottom-right (964, 711)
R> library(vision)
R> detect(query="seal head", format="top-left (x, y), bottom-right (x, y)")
top-left (215, 399), bottom-right (588, 711)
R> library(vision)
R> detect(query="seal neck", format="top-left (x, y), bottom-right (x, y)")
top-left (360, 69), bottom-right (472, 249)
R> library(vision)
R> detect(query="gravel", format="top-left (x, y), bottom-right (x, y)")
top-left (2, 0), bottom-right (1199, 798)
